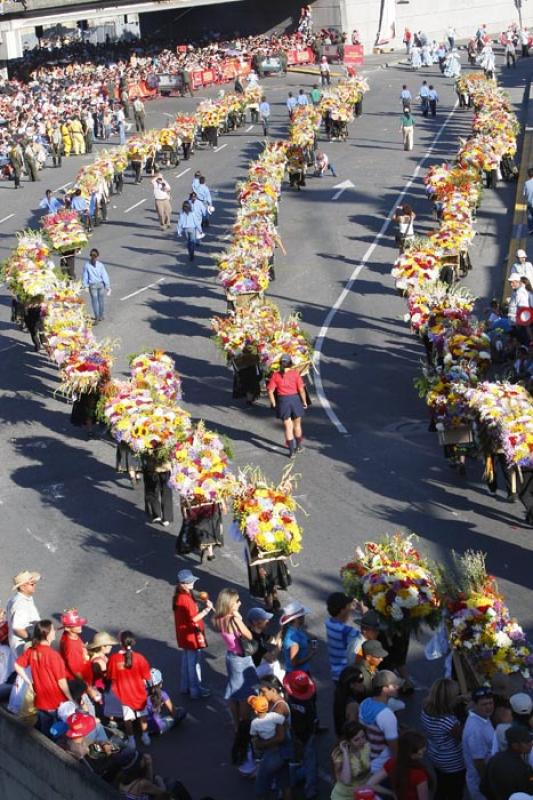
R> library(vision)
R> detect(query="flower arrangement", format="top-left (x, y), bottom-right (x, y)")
top-left (59, 339), bottom-right (115, 396)
top-left (169, 421), bottom-right (235, 503)
top-left (129, 350), bottom-right (183, 402)
top-left (442, 550), bottom-right (532, 678)
top-left (232, 466), bottom-right (303, 557)
top-left (258, 313), bottom-right (314, 374)
top-left (341, 533), bottom-right (441, 631)
top-left (174, 115), bottom-right (197, 141)
top-left (211, 300), bottom-right (281, 359)
top-left (42, 209), bottom-right (89, 253)
top-left (466, 383), bottom-right (533, 467)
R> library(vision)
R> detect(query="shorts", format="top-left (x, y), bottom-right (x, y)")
top-left (276, 393), bottom-right (305, 421)
top-left (122, 704), bottom-right (147, 722)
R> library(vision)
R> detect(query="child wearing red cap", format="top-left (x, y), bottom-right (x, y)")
top-left (59, 608), bottom-right (93, 685)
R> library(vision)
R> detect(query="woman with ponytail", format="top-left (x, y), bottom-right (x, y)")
top-left (267, 354), bottom-right (308, 458)
top-left (14, 619), bottom-right (74, 736)
top-left (107, 631), bottom-right (152, 748)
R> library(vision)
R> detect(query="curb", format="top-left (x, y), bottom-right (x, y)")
top-left (288, 57), bottom-right (405, 76)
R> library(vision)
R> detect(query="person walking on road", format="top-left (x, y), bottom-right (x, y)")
top-left (428, 85), bottom-right (439, 117)
top-left (505, 38), bottom-right (517, 68)
top-left (23, 141), bottom-right (39, 182)
top-left (132, 97), bottom-right (146, 132)
top-left (320, 56), bottom-right (331, 87)
top-left (400, 110), bottom-right (415, 151)
top-left (287, 91), bottom-right (297, 118)
top-left (419, 81), bottom-right (430, 117)
top-left (297, 88), bottom-right (309, 106)
top-left (177, 200), bottom-right (202, 261)
top-left (9, 140), bottom-right (24, 189)
top-left (141, 452), bottom-right (174, 527)
top-left (267, 354), bottom-right (308, 458)
top-left (173, 569), bottom-right (213, 699)
top-left (82, 248), bottom-right (111, 322)
top-left (400, 85), bottom-right (412, 112)
top-left (152, 172), bottom-right (172, 229)
top-left (195, 175), bottom-right (214, 228)
top-left (259, 96), bottom-right (271, 137)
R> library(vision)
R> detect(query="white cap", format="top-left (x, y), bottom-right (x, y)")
top-left (517, 249), bottom-right (527, 258)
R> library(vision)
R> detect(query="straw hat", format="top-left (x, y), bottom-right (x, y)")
top-left (86, 631), bottom-right (119, 651)
top-left (12, 571), bottom-right (40, 590)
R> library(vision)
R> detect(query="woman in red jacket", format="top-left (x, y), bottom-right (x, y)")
top-left (107, 630), bottom-right (151, 748)
top-left (267, 354), bottom-right (308, 458)
top-left (15, 619), bottom-right (74, 736)
top-left (173, 569), bottom-right (213, 699)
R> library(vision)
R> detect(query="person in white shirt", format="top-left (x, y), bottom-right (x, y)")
top-left (6, 570), bottom-right (41, 657)
top-left (248, 693), bottom-right (286, 741)
top-left (152, 172), bottom-right (172, 229)
top-left (462, 687), bottom-right (495, 800)
top-left (319, 56), bottom-right (331, 87)
top-left (511, 249), bottom-right (533, 284)
top-left (520, 28), bottom-right (530, 58)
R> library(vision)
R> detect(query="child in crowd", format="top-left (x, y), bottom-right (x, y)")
top-left (248, 694), bottom-right (286, 744)
top-left (146, 668), bottom-right (186, 735)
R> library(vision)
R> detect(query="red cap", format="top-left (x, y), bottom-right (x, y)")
top-left (66, 712), bottom-right (96, 739)
top-left (60, 608), bottom-right (87, 628)
top-left (0, 621), bottom-right (8, 644)
top-left (283, 670), bottom-right (316, 701)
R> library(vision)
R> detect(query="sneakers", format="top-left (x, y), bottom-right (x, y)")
top-left (141, 732), bottom-right (151, 746)
top-left (152, 516), bottom-right (162, 523)
top-left (162, 520), bottom-right (170, 527)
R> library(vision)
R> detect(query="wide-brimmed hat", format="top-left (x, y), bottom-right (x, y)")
top-left (12, 571), bottom-right (40, 590)
top-left (86, 631), bottom-right (119, 651)
top-left (177, 569), bottom-right (198, 585)
top-left (66, 712), bottom-right (96, 739)
top-left (60, 609), bottom-right (87, 628)
top-left (280, 601), bottom-right (310, 626)
top-left (283, 670), bottom-right (316, 701)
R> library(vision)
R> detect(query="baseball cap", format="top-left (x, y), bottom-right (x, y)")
top-left (362, 640), bottom-right (388, 659)
top-left (517, 249), bottom-right (527, 258)
top-left (246, 607), bottom-right (274, 624)
top-left (177, 569), bottom-right (198, 585)
top-left (510, 693), bottom-right (533, 715)
top-left (506, 725), bottom-right (533, 745)
top-left (327, 592), bottom-right (353, 617)
top-left (360, 610), bottom-right (381, 630)
top-left (372, 670), bottom-right (402, 690)
top-left (280, 354), bottom-right (292, 365)
top-left (471, 686), bottom-right (494, 702)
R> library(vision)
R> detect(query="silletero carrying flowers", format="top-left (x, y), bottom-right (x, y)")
top-left (169, 420), bottom-right (235, 505)
top-left (341, 533), bottom-right (441, 631)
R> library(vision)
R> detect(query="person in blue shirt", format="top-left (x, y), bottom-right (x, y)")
top-left (191, 170), bottom-right (202, 194)
top-left (281, 601), bottom-right (314, 674)
top-left (177, 200), bottom-right (202, 261)
top-left (259, 96), bottom-right (270, 137)
top-left (297, 89), bottom-right (309, 106)
top-left (428, 85), bottom-right (439, 117)
top-left (82, 248), bottom-right (111, 322)
top-left (286, 92), bottom-right (297, 118)
top-left (419, 81), bottom-right (430, 117)
top-left (188, 192), bottom-right (206, 231)
top-left (325, 593), bottom-right (360, 682)
top-left (400, 85), bottom-right (412, 111)
top-left (194, 176), bottom-right (213, 228)
top-left (70, 188), bottom-right (92, 231)
top-left (39, 189), bottom-right (63, 214)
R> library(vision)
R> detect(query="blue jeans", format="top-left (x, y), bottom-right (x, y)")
top-left (254, 748), bottom-right (290, 797)
top-left (89, 283), bottom-right (105, 319)
top-left (261, 117), bottom-right (269, 136)
top-left (180, 649), bottom-right (203, 696)
top-left (184, 229), bottom-right (197, 260)
top-left (290, 735), bottom-right (318, 799)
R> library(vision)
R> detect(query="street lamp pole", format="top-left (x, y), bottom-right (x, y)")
top-left (515, 0), bottom-right (524, 30)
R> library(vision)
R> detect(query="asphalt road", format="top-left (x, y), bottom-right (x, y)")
top-left (0, 52), bottom-right (532, 798)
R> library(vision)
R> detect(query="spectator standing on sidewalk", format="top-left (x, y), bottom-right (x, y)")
top-left (6, 570), bottom-right (40, 658)
top-left (107, 631), bottom-right (151, 748)
top-left (325, 593), bottom-right (360, 682)
top-left (462, 686), bottom-right (495, 800)
top-left (152, 172), bottom-right (172, 230)
top-left (82, 248), bottom-right (111, 323)
top-left (173, 569), bottom-right (213, 699)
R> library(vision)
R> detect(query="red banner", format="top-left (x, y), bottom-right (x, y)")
top-left (344, 45), bottom-right (364, 65)
top-left (201, 69), bottom-right (214, 85)
top-left (286, 47), bottom-right (315, 65)
top-left (191, 70), bottom-right (204, 89)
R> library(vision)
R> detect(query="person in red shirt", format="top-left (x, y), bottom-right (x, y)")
top-left (173, 569), bottom-right (213, 700)
top-left (363, 729), bottom-right (430, 800)
top-left (267, 354), bottom-right (308, 458)
top-left (107, 630), bottom-right (151, 748)
top-left (14, 619), bottom-right (74, 736)
top-left (59, 608), bottom-right (92, 684)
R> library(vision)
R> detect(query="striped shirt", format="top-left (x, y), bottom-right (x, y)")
top-left (324, 617), bottom-right (360, 680)
top-left (359, 698), bottom-right (398, 773)
top-left (421, 710), bottom-right (464, 772)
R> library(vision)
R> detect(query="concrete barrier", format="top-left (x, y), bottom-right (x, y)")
top-left (0, 707), bottom-right (119, 800)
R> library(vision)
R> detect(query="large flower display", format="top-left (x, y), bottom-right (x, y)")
top-left (341, 533), bottom-right (441, 632)
top-left (232, 467), bottom-right (303, 557)
top-left (169, 421), bottom-right (235, 504)
top-left (42, 209), bottom-right (89, 253)
top-left (443, 550), bottom-right (532, 679)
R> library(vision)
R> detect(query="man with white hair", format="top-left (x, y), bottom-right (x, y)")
top-left (511, 249), bottom-right (533, 284)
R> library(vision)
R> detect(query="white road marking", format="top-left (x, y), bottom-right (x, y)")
top-left (124, 198), bottom-right (146, 214)
top-left (313, 101), bottom-right (459, 434)
top-left (246, 124), bottom-right (254, 132)
top-left (214, 143), bottom-right (228, 153)
top-left (54, 181), bottom-right (72, 192)
top-left (135, 581), bottom-right (150, 595)
top-left (120, 277), bottom-right (165, 301)
top-left (175, 167), bottom-right (191, 178)
top-left (331, 179), bottom-right (355, 201)
top-left (0, 213), bottom-right (15, 224)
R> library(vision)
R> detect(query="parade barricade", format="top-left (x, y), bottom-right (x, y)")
top-left (286, 47), bottom-right (315, 65)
